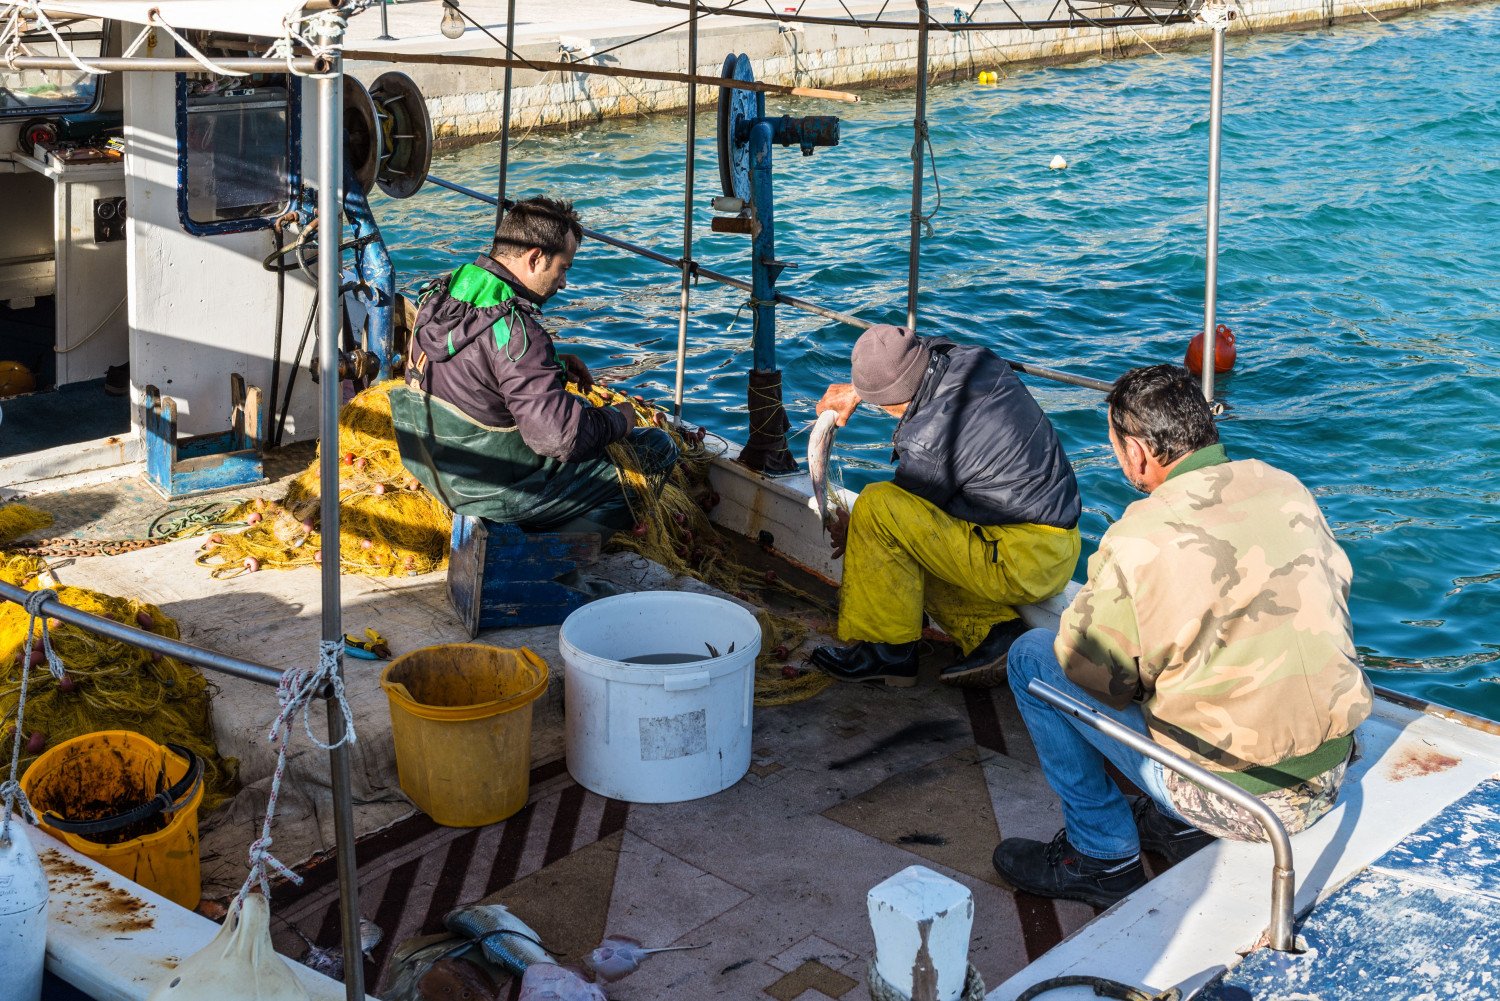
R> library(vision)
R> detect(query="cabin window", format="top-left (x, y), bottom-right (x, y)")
top-left (176, 72), bottom-right (300, 235)
top-left (0, 17), bottom-right (105, 117)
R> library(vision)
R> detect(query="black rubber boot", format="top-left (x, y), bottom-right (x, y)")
top-left (1133, 797), bottom-right (1215, 864)
top-left (992, 830), bottom-right (1146, 908)
top-left (808, 641), bottom-right (919, 687)
top-left (938, 618), bottom-right (1029, 688)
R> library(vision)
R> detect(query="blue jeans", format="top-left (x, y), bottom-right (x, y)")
top-left (1006, 628), bottom-right (1187, 860)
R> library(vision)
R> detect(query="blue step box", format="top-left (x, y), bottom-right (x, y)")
top-left (144, 374), bottom-right (268, 499)
top-left (447, 514), bottom-right (602, 636)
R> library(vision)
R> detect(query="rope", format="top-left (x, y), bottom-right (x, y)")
top-left (6, 4), bottom-right (111, 74)
top-left (235, 639), bottom-right (355, 905)
top-left (1196, 0), bottom-right (1233, 29)
top-left (1, 589), bottom-right (63, 843)
top-left (912, 119), bottom-right (943, 239)
top-left (270, 8), bottom-right (350, 77)
top-left (147, 10), bottom-right (249, 77)
top-left (867, 960), bottom-right (986, 1001)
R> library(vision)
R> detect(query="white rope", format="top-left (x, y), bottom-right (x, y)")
top-left (8, 3), bottom-right (111, 74)
top-left (147, 10), bottom-right (249, 77)
top-left (235, 640), bottom-right (355, 905)
top-left (267, 8), bottom-right (348, 77)
top-left (1196, 0), bottom-right (1233, 29)
top-left (1, 589), bottom-right (65, 843)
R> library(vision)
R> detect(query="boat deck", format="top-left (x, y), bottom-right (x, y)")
top-left (10, 462), bottom-right (1500, 1001)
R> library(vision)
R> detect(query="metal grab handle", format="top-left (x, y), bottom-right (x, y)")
top-left (1028, 680), bottom-right (1296, 953)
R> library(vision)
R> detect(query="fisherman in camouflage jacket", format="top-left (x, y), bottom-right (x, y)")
top-left (992, 364), bottom-right (1373, 908)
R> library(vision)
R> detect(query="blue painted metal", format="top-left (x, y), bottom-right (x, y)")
top-left (174, 72), bottom-right (302, 238)
top-left (1197, 778), bottom-right (1500, 1001)
top-left (749, 119), bottom-right (779, 375)
top-left (447, 515), bottom-right (602, 636)
top-left (144, 374), bottom-right (267, 499)
top-left (341, 166), bottom-right (397, 379)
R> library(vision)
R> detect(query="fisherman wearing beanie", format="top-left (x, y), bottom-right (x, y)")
top-left (809, 325), bottom-right (1082, 687)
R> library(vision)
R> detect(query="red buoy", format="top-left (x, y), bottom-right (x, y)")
top-left (1185, 324), bottom-right (1237, 376)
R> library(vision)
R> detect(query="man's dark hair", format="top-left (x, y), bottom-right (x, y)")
top-left (490, 197), bottom-right (583, 261)
top-left (1106, 364), bottom-right (1218, 464)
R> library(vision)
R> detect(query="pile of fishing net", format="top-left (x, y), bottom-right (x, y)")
top-left (0, 503), bottom-right (53, 547)
top-left (0, 553), bottom-right (237, 806)
top-left (196, 380), bottom-right (451, 579)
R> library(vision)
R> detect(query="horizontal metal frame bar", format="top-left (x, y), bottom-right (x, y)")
top-left (0, 579), bottom-right (285, 687)
top-left (1029, 679), bottom-right (1296, 952)
top-left (427, 175), bottom-right (1115, 394)
top-left (3, 55), bottom-right (328, 74)
top-left (625, 0), bottom-right (1196, 31)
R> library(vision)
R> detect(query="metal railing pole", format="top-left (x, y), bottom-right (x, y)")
top-left (315, 54), bottom-right (366, 1001)
top-left (1200, 21), bottom-right (1227, 402)
top-left (376, 0), bottom-right (393, 40)
top-left (4, 55), bottom-right (326, 73)
top-left (673, 0), bottom-right (699, 419)
top-left (0, 581), bottom-right (284, 686)
top-left (906, 0), bottom-right (931, 329)
top-left (1028, 681), bottom-right (1296, 952)
top-left (494, 0), bottom-right (517, 228)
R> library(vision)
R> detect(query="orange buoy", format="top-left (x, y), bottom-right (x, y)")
top-left (1185, 324), bottom-right (1237, 376)
top-left (0, 360), bottom-right (36, 398)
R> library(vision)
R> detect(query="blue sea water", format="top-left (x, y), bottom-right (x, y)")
top-left (374, 4), bottom-right (1500, 721)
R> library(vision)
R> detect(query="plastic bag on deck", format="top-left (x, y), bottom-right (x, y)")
top-left (148, 892), bottom-right (310, 1001)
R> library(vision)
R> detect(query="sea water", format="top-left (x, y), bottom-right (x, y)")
top-left (375, 4), bottom-right (1499, 721)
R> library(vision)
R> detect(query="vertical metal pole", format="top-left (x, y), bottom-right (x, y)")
top-left (907, 1), bottom-right (931, 330)
top-left (316, 57), bottom-right (364, 1001)
top-left (673, 0), bottom-right (699, 418)
top-left (749, 122), bottom-right (777, 374)
top-left (376, 0), bottom-right (393, 40)
top-left (494, 0), bottom-right (517, 227)
top-left (1200, 22), bottom-right (1226, 402)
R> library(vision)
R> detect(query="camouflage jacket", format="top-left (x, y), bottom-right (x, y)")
top-left (1055, 447), bottom-right (1373, 775)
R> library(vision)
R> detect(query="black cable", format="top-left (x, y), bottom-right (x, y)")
top-left (275, 288), bottom-right (318, 448)
top-left (268, 220), bottom-right (288, 456)
top-left (1015, 975), bottom-right (1181, 1001)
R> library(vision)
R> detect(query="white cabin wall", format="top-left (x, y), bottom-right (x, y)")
top-left (121, 61), bottom-right (320, 441)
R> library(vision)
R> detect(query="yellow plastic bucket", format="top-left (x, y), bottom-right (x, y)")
top-left (380, 644), bottom-right (548, 827)
top-left (20, 730), bottom-right (204, 908)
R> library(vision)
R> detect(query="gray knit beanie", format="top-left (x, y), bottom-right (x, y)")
top-left (851, 325), bottom-right (930, 406)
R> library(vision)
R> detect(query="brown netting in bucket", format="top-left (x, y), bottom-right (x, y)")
top-left (0, 559), bottom-right (237, 809)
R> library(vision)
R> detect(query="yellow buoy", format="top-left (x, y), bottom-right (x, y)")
top-left (0, 361), bottom-right (35, 398)
top-left (977, 71), bottom-right (998, 85)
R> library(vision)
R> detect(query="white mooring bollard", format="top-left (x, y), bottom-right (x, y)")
top-left (867, 865), bottom-right (975, 1001)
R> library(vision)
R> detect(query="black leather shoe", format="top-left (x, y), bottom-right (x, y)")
top-left (938, 618), bottom-right (1029, 688)
top-left (992, 830), bottom-right (1147, 908)
top-left (1133, 797), bottom-right (1215, 864)
top-left (808, 641), bottom-right (918, 687)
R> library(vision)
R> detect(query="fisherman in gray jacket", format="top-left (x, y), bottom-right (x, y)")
top-left (810, 324), bottom-right (1081, 687)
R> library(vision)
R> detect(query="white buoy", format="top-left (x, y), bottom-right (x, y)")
top-left (1049, 154), bottom-right (1068, 170)
top-left (868, 865), bottom-right (975, 1001)
top-left (0, 823), bottom-right (50, 1001)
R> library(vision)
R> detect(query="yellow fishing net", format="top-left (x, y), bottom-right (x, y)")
top-left (194, 380), bottom-right (831, 705)
top-left (0, 503), bottom-right (52, 547)
top-left (0, 555), bottom-right (237, 807)
top-left (196, 381), bottom-right (451, 578)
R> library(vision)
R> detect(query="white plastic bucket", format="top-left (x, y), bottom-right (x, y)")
top-left (560, 591), bottom-right (761, 803)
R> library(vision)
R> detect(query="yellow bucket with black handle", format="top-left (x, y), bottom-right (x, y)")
top-left (21, 730), bottom-right (204, 907)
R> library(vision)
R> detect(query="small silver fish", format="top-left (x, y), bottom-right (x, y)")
top-left (444, 903), bottom-right (555, 977)
top-left (585, 935), bottom-right (708, 983)
top-left (518, 964), bottom-right (607, 1001)
top-left (360, 918), bottom-right (383, 958)
top-left (808, 411), bottom-right (849, 534)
